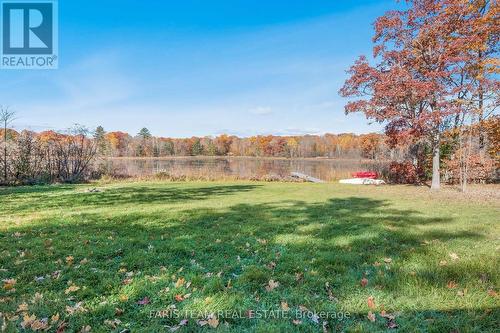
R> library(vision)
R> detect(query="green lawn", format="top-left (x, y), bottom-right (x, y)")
top-left (0, 182), bottom-right (499, 332)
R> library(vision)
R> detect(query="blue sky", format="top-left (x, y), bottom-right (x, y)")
top-left (0, 0), bottom-right (400, 137)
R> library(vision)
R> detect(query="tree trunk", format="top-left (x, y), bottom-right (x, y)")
top-left (478, 50), bottom-right (485, 153)
top-left (431, 135), bottom-right (440, 190)
top-left (3, 120), bottom-right (7, 183)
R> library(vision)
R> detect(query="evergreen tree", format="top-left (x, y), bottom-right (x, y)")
top-left (138, 128), bottom-right (152, 140)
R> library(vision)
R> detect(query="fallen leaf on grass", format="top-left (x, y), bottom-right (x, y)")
top-left (79, 325), bottom-right (91, 333)
top-left (292, 319), bottom-right (302, 325)
top-left (167, 319), bottom-right (188, 332)
top-left (51, 313), bottom-right (60, 323)
top-left (367, 296), bottom-right (376, 309)
top-left (17, 302), bottom-right (28, 312)
top-left (65, 285), bottom-right (80, 294)
top-left (325, 282), bottom-right (337, 301)
top-left (174, 294), bottom-right (184, 302)
top-left (267, 261), bottom-right (277, 270)
top-left (122, 277), bottom-right (133, 285)
top-left (281, 301), bottom-right (290, 311)
top-left (175, 277), bottom-right (185, 288)
top-left (30, 318), bottom-right (49, 330)
top-left (56, 321), bottom-right (68, 333)
top-left (298, 305), bottom-right (309, 312)
top-left (137, 297), bottom-right (150, 305)
top-left (383, 258), bottom-right (392, 264)
top-left (104, 319), bottom-right (121, 329)
top-left (457, 289), bottom-right (467, 297)
top-left (387, 319), bottom-right (398, 329)
top-left (447, 281), bottom-right (458, 289)
top-left (487, 289), bottom-right (498, 297)
top-left (207, 315), bottom-right (219, 328)
top-left (265, 280), bottom-right (279, 292)
top-left (380, 311), bottom-right (395, 320)
top-left (119, 294), bottom-right (129, 302)
top-left (360, 278), bottom-right (369, 287)
top-left (367, 311), bottom-right (376, 322)
top-left (65, 256), bottom-right (74, 265)
top-left (66, 302), bottom-right (86, 315)
top-left (2, 278), bottom-right (16, 290)
top-left (449, 253), bottom-right (459, 261)
top-left (21, 314), bottom-right (36, 329)
top-left (32, 292), bottom-right (43, 303)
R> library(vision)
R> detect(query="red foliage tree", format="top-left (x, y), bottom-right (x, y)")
top-left (340, 0), bottom-right (498, 190)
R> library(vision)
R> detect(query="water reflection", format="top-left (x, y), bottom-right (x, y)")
top-left (103, 157), bottom-right (387, 181)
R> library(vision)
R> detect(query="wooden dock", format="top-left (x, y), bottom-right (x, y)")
top-left (290, 172), bottom-right (325, 183)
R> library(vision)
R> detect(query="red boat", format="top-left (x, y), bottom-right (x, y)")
top-left (352, 171), bottom-right (378, 179)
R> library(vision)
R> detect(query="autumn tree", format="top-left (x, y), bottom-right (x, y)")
top-left (360, 134), bottom-right (382, 159)
top-left (214, 134), bottom-right (233, 155)
top-left (340, 0), bottom-right (498, 190)
top-left (105, 132), bottom-right (130, 157)
top-left (1, 106), bottom-right (16, 183)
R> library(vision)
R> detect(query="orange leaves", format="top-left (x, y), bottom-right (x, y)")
top-left (65, 256), bottom-right (74, 266)
top-left (367, 296), bottom-right (376, 309)
top-left (175, 277), bottom-right (185, 288)
top-left (207, 315), bottom-right (219, 328)
top-left (280, 301), bottom-right (290, 311)
top-left (3, 278), bottom-right (16, 291)
top-left (360, 278), bottom-right (369, 287)
top-left (196, 314), bottom-right (219, 329)
top-left (487, 289), bottom-right (498, 297)
top-left (447, 281), bottom-right (458, 289)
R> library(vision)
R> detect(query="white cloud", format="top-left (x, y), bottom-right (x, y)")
top-left (248, 106), bottom-right (273, 116)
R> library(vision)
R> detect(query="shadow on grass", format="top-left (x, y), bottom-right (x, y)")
top-left (1, 190), bottom-right (497, 332)
top-left (0, 184), bottom-right (261, 214)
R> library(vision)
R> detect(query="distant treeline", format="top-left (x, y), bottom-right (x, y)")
top-left (92, 127), bottom-right (393, 159)
top-left (0, 116), bottom-right (498, 185)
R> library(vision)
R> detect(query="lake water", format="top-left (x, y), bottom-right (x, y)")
top-left (103, 157), bottom-right (387, 181)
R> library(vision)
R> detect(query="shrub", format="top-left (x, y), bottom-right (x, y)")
top-left (387, 161), bottom-right (423, 184)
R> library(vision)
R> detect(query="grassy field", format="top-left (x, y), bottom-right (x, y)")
top-left (0, 182), bottom-right (499, 332)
